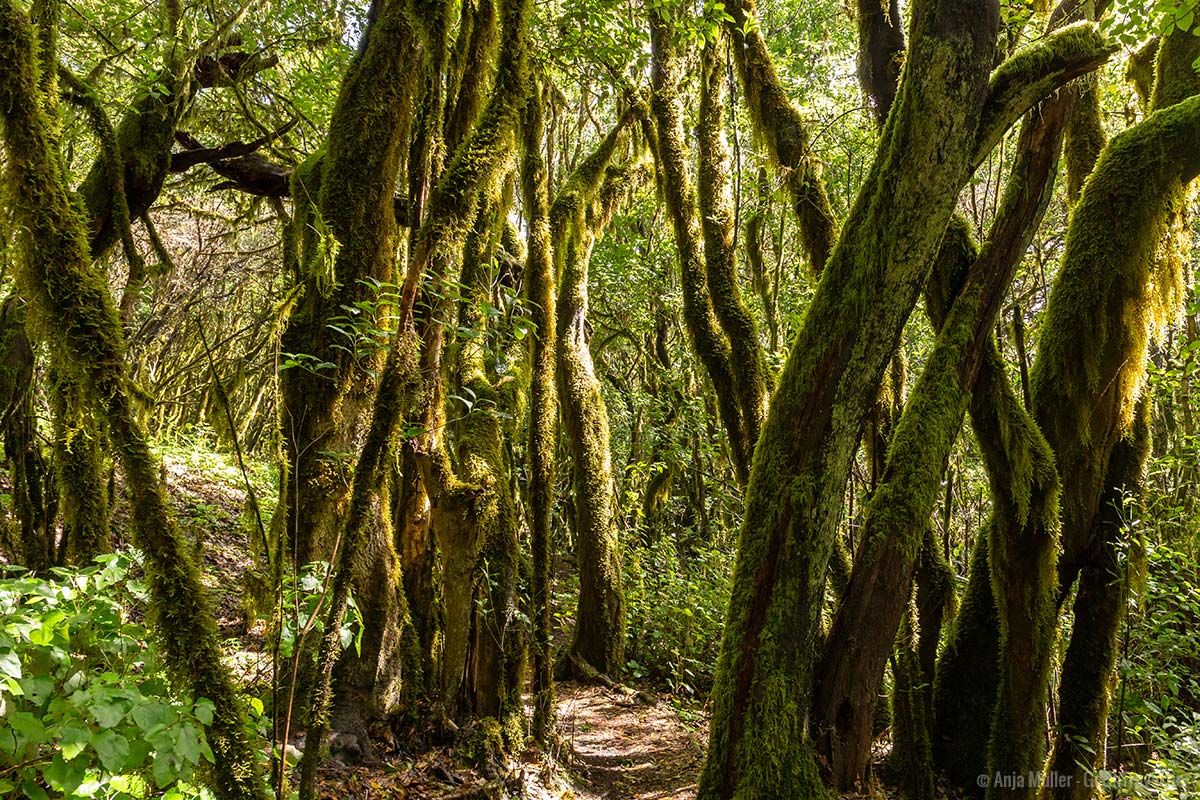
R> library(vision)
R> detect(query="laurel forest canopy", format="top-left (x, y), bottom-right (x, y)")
top-left (1, 0), bottom-right (1200, 796)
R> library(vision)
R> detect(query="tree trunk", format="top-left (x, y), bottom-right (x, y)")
top-left (550, 120), bottom-right (641, 677)
top-left (522, 82), bottom-right (557, 742)
top-left (0, 6), bottom-right (268, 796)
top-left (698, 4), bottom-right (1001, 796)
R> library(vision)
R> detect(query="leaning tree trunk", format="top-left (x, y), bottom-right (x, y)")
top-left (696, 1), bottom-right (1002, 795)
top-left (550, 116), bottom-right (643, 678)
top-left (0, 5), bottom-right (267, 798)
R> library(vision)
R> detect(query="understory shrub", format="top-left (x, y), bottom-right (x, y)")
top-left (622, 539), bottom-right (732, 697)
top-left (0, 552), bottom-right (219, 799)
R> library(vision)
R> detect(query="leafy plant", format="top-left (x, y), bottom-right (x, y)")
top-left (623, 539), bottom-right (732, 697)
top-left (276, 560), bottom-right (364, 663)
top-left (0, 552), bottom-right (221, 799)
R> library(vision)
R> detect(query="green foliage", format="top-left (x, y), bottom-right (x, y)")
top-left (1109, 541), bottom-right (1200, 793)
top-left (277, 561), bottom-right (364, 662)
top-left (622, 540), bottom-right (732, 697)
top-left (0, 553), bottom-right (218, 799)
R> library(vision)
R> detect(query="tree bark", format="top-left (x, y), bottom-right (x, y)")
top-left (697, 3), bottom-right (1001, 796)
top-left (0, 5), bottom-right (268, 796)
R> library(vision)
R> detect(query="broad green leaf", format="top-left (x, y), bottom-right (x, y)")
top-left (91, 728), bottom-right (132, 772)
top-left (89, 700), bottom-right (125, 728)
top-left (0, 650), bottom-right (20, 678)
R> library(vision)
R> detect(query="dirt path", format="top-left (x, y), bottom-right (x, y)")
top-left (555, 683), bottom-right (705, 800)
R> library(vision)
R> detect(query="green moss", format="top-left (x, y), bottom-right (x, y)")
top-left (278, 0), bottom-right (418, 567)
top-left (51, 375), bottom-right (111, 564)
top-left (723, 0), bottom-right (838, 275)
top-left (1032, 92), bottom-right (1200, 575)
top-left (0, 5), bottom-right (267, 797)
top-left (549, 111), bottom-right (643, 680)
top-left (522, 85), bottom-right (556, 743)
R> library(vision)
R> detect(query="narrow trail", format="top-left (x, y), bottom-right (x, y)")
top-left (555, 683), bottom-right (705, 800)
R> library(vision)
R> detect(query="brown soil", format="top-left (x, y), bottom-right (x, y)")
top-left (555, 682), bottom-right (704, 800)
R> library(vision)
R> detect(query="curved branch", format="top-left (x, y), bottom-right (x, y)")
top-left (974, 22), bottom-right (1114, 166)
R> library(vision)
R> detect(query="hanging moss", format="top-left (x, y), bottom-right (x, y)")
top-left (723, 0), bottom-right (838, 274)
top-left (1038, 26), bottom-right (1200, 796)
top-left (1032, 95), bottom-right (1200, 588)
top-left (0, 5), bottom-right (267, 797)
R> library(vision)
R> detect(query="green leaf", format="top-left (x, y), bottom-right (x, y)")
top-left (22, 779), bottom-right (50, 800)
top-left (193, 698), bottom-right (214, 726)
top-left (60, 723), bottom-right (92, 760)
top-left (18, 674), bottom-right (54, 706)
top-left (90, 701), bottom-right (125, 728)
top-left (8, 710), bottom-right (45, 743)
top-left (0, 650), bottom-right (20, 678)
top-left (177, 724), bottom-right (203, 764)
top-left (152, 752), bottom-right (180, 787)
top-left (91, 729), bottom-right (132, 772)
top-left (132, 700), bottom-right (172, 732)
top-left (44, 753), bottom-right (86, 793)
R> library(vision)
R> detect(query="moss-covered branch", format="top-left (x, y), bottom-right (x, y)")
top-left (974, 22), bottom-right (1113, 166)
top-left (723, 0), bottom-right (838, 275)
top-left (1036, 26), bottom-right (1200, 795)
top-left (278, 0), bottom-right (419, 571)
top-left (0, 4), bottom-right (267, 797)
top-left (815, 86), bottom-right (1069, 789)
top-left (400, 0), bottom-right (532, 325)
top-left (57, 66), bottom-right (145, 318)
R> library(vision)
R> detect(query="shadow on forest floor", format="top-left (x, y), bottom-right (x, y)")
top-left (553, 682), bottom-right (704, 800)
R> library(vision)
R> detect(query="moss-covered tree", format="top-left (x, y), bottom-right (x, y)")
top-left (551, 108), bottom-right (643, 678)
top-left (0, 4), bottom-right (268, 797)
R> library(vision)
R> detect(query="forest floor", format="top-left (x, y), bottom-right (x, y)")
top-left (112, 449), bottom-right (711, 799)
